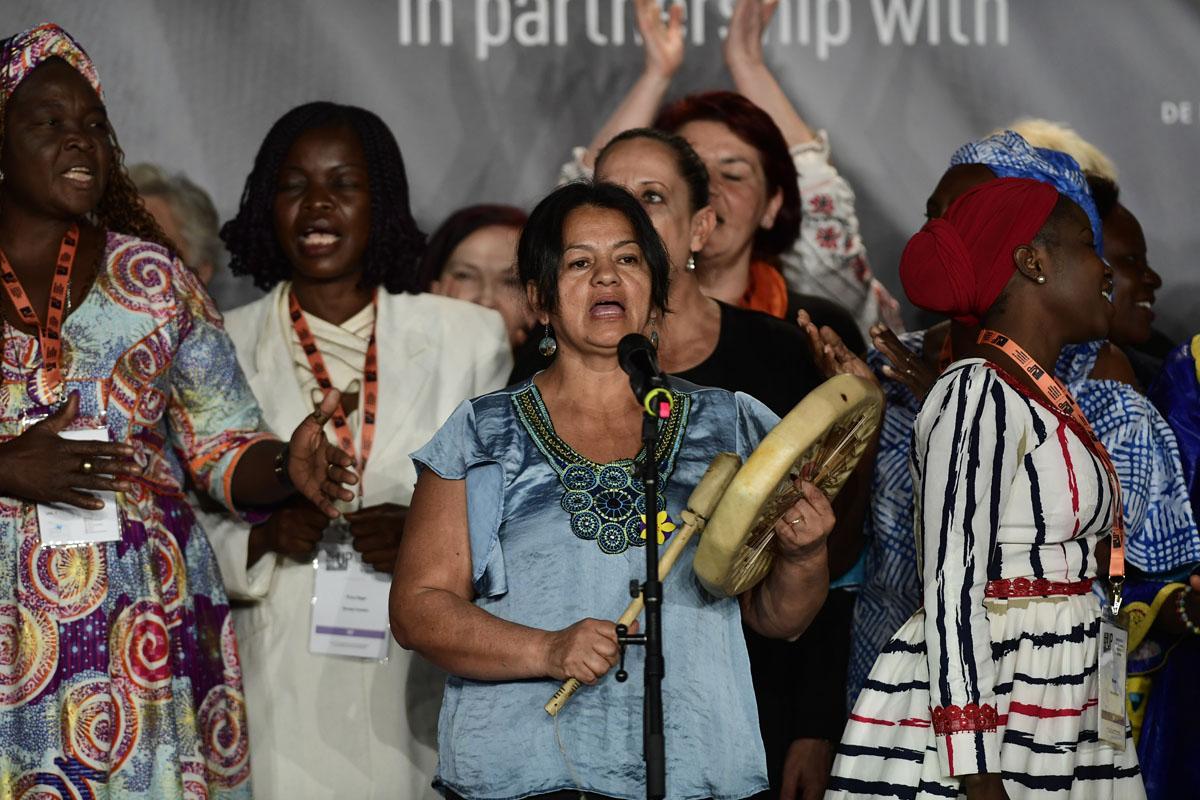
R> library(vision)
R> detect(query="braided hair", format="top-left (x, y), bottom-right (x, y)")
top-left (0, 58), bottom-right (171, 249)
top-left (221, 102), bottom-right (425, 293)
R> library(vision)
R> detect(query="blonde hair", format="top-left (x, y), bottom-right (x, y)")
top-left (998, 118), bottom-right (1118, 182)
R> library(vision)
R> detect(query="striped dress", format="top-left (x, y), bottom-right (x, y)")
top-left (827, 360), bottom-right (1145, 799)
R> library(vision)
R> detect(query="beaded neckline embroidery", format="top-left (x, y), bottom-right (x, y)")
top-left (512, 383), bottom-right (689, 555)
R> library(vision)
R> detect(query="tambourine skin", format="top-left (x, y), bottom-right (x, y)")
top-left (693, 374), bottom-right (883, 598)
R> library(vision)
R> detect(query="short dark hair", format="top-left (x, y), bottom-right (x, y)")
top-left (221, 102), bottom-right (425, 293)
top-left (518, 182), bottom-right (670, 316)
top-left (595, 127), bottom-right (710, 213)
top-left (1033, 194), bottom-right (1082, 251)
top-left (1086, 174), bottom-right (1120, 221)
top-left (416, 203), bottom-right (528, 290)
top-left (655, 91), bottom-right (801, 258)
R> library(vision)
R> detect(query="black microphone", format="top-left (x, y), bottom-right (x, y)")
top-left (618, 333), bottom-right (674, 419)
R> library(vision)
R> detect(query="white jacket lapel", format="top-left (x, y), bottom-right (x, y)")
top-left (363, 293), bottom-right (434, 496)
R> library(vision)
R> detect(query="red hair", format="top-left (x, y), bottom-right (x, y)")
top-left (655, 91), bottom-right (800, 259)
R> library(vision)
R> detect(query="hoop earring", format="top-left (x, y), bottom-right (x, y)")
top-left (538, 324), bottom-right (557, 357)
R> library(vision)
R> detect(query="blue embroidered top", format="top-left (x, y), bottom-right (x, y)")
top-left (847, 333), bottom-right (1200, 708)
top-left (411, 378), bottom-right (775, 800)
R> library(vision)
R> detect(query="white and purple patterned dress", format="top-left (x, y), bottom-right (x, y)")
top-left (828, 360), bottom-right (1145, 799)
top-left (0, 233), bottom-right (268, 798)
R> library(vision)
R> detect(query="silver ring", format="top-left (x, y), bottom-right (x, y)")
top-left (80, 460), bottom-right (95, 475)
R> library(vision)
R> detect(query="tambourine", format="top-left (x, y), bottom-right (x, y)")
top-left (544, 374), bottom-right (884, 716)
top-left (693, 373), bottom-right (883, 597)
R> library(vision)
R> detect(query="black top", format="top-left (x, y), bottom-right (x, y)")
top-left (674, 301), bottom-right (823, 417)
top-left (508, 300), bottom-right (855, 793)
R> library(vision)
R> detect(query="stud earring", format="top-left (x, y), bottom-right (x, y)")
top-left (1036, 275), bottom-right (1046, 285)
top-left (685, 255), bottom-right (696, 272)
top-left (537, 324), bottom-right (557, 357)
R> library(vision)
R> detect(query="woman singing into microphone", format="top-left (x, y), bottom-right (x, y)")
top-left (389, 181), bottom-right (836, 800)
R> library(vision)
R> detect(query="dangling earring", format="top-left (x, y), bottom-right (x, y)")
top-left (685, 254), bottom-right (696, 272)
top-left (650, 329), bottom-right (660, 348)
top-left (538, 324), bottom-right (557, 357)
top-left (1036, 275), bottom-right (1046, 284)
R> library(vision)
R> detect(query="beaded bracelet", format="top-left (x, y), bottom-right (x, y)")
top-left (1176, 586), bottom-right (1200, 636)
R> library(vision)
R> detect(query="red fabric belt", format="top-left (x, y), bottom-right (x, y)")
top-left (984, 577), bottom-right (1093, 599)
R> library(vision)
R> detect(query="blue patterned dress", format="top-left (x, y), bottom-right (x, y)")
top-left (1122, 333), bottom-right (1200, 800)
top-left (412, 379), bottom-right (775, 800)
top-left (0, 233), bottom-right (267, 798)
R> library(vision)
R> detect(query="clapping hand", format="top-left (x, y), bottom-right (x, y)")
top-left (635, 0), bottom-right (685, 78)
top-left (286, 389), bottom-right (359, 518)
top-left (798, 310), bottom-right (876, 385)
top-left (724, 0), bottom-right (780, 71)
top-left (870, 324), bottom-right (937, 401)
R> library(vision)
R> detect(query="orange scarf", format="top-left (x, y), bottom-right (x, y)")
top-left (738, 260), bottom-right (789, 319)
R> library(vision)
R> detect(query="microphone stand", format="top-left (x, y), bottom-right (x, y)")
top-left (614, 400), bottom-right (668, 799)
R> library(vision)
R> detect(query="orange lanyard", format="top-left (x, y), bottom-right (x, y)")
top-left (288, 290), bottom-right (378, 496)
top-left (0, 224), bottom-right (79, 400)
top-left (978, 329), bottom-right (1125, 612)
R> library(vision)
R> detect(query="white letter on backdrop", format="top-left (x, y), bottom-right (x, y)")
top-left (816, 0), bottom-right (850, 60)
top-left (477, 0), bottom-right (512, 59)
top-left (585, 0), bottom-right (608, 44)
top-left (947, 0), bottom-right (971, 45)
top-left (515, 0), bottom-right (551, 45)
top-left (975, 0), bottom-right (1007, 44)
top-left (871, 0), bottom-right (925, 46)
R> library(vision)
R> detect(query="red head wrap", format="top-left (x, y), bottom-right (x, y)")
top-left (900, 177), bottom-right (1059, 325)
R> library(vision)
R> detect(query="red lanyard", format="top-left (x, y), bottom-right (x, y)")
top-left (978, 329), bottom-right (1125, 610)
top-left (288, 289), bottom-right (378, 495)
top-left (0, 224), bottom-right (79, 399)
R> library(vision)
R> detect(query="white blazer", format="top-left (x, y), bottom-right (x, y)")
top-left (201, 285), bottom-right (512, 800)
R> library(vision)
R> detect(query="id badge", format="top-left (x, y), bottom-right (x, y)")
top-left (24, 411), bottom-right (122, 548)
top-left (1097, 613), bottom-right (1128, 750)
top-left (308, 520), bottom-right (391, 661)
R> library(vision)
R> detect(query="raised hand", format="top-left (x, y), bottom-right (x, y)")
top-left (286, 389), bottom-right (359, 518)
top-left (870, 323), bottom-right (937, 400)
top-left (798, 310), bottom-right (876, 384)
top-left (0, 393), bottom-right (142, 510)
top-left (635, 0), bottom-right (686, 79)
top-left (724, 0), bottom-right (780, 70)
top-left (346, 502), bottom-right (408, 573)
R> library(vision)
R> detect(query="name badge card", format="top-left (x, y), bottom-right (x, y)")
top-left (1097, 615), bottom-right (1128, 750)
top-left (37, 427), bottom-right (122, 547)
top-left (309, 526), bottom-right (391, 661)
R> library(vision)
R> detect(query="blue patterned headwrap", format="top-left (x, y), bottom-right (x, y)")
top-left (950, 130), bottom-right (1103, 257)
